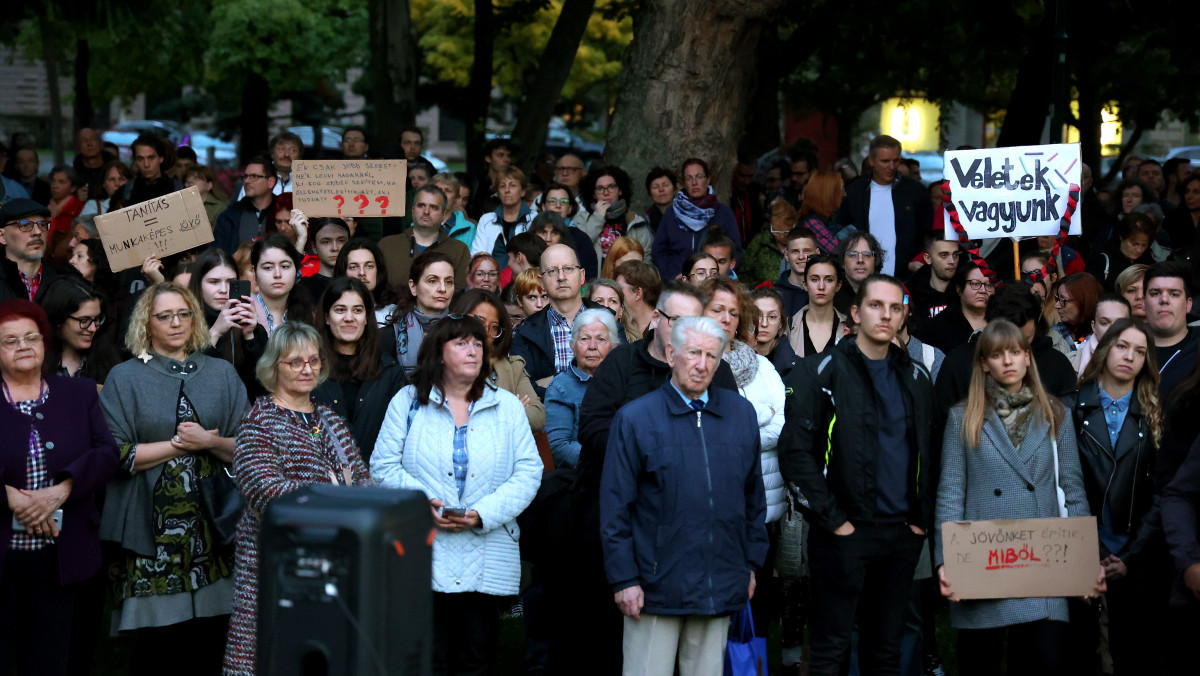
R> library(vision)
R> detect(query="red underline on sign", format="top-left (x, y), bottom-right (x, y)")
top-left (984, 563), bottom-right (1051, 570)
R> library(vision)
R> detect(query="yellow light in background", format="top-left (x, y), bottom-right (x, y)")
top-left (1064, 101), bottom-right (1122, 149)
top-left (880, 98), bottom-right (939, 151)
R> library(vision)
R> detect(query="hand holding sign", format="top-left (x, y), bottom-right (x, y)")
top-left (93, 187), bottom-right (214, 272)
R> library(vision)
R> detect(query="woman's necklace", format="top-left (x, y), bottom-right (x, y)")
top-left (274, 396), bottom-right (321, 439)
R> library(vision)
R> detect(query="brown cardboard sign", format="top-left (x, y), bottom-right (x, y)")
top-left (941, 517), bottom-right (1098, 599)
top-left (291, 159), bottom-right (407, 218)
top-left (93, 186), bottom-right (214, 272)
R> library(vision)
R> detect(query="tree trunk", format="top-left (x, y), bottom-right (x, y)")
top-left (510, 0), bottom-right (598, 170)
top-left (606, 0), bottom-right (783, 210)
top-left (369, 0), bottom-right (418, 144)
top-left (239, 73), bottom-right (270, 164)
top-left (40, 14), bottom-right (65, 164)
top-left (73, 38), bottom-right (93, 132)
top-left (465, 0), bottom-right (495, 174)
top-left (737, 25), bottom-right (784, 162)
top-left (996, 14), bottom-right (1052, 148)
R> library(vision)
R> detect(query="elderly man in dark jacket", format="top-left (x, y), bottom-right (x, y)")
top-left (601, 315), bottom-right (767, 676)
top-left (779, 274), bottom-right (938, 676)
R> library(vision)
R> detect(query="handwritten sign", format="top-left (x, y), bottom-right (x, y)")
top-left (943, 144), bottom-right (1082, 239)
top-left (941, 517), bottom-right (1098, 600)
top-left (93, 186), bottom-right (214, 272)
top-left (292, 159), bottom-right (407, 218)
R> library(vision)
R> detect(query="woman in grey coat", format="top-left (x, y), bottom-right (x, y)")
top-left (935, 319), bottom-right (1105, 675)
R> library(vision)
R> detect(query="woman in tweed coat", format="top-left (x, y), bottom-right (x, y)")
top-left (935, 319), bottom-right (1105, 675)
top-left (372, 315), bottom-right (542, 676)
top-left (222, 322), bottom-right (371, 676)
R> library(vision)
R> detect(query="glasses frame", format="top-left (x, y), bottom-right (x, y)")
top-left (152, 310), bottom-right (195, 323)
top-left (0, 332), bottom-right (43, 349)
top-left (67, 314), bottom-right (106, 330)
top-left (5, 219), bottom-right (51, 233)
top-left (280, 355), bottom-right (324, 372)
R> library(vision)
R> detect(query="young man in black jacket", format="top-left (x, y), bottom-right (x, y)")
top-left (778, 274), bottom-right (938, 676)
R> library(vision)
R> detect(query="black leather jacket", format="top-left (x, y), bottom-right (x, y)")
top-left (1067, 381), bottom-right (1160, 564)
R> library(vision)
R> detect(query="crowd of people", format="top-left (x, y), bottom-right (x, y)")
top-left (1, 126), bottom-right (1200, 676)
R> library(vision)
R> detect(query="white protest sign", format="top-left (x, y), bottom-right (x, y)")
top-left (93, 186), bottom-right (214, 272)
top-left (943, 144), bottom-right (1082, 239)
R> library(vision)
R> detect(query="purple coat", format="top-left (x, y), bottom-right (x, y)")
top-left (0, 376), bottom-right (119, 584)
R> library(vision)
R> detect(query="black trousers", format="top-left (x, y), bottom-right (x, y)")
top-left (956, 619), bottom-right (1067, 676)
top-left (432, 591), bottom-right (501, 676)
top-left (129, 615), bottom-right (230, 676)
top-left (0, 547), bottom-right (77, 676)
top-left (807, 522), bottom-right (924, 676)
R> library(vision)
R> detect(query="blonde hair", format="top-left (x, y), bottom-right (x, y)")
top-left (125, 282), bottom-right (211, 357)
top-left (961, 319), bottom-right (1062, 448)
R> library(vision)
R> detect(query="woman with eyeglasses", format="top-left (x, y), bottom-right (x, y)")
top-left (1050, 272), bottom-right (1104, 358)
top-left (99, 283), bottom-right (249, 674)
top-left (312, 277), bottom-right (408, 459)
top-left (451, 289), bottom-right (545, 432)
top-left (187, 248), bottom-right (268, 398)
top-left (372, 315), bottom-right (542, 676)
top-left (537, 181), bottom-right (578, 224)
top-left (251, 233), bottom-right (315, 335)
top-left (467, 252), bottom-right (502, 294)
top-left (224, 322), bottom-right (372, 675)
top-left (786, 254), bottom-right (847, 357)
top-left (334, 238), bottom-right (398, 326)
top-left (679, 251), bottom-right (719, 283)
top-left (576, 166), bottom-right (653, 268)
top-left (392, 250), bottom-right (456, 376)
top-left (751, 287), bottom-right (797, 376)
top-left (651, 158), bottom-right (742, 280)
top-left (0, 299), bottom-right (119, 676)
top-left (915, 261), bottom-right (995, 356)
top-left (39, 278), bottom-right (122, 384)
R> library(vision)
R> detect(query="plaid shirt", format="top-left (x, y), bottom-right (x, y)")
top-left (9, 383), bottom-right (52, 551)
top-left (18, 267), bottom-right (42, 301)
top-left (547, 306), bottom-right (574, 374)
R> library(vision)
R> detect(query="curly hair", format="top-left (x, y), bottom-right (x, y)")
top-left (697, 276), bottom-right (758, 344)
top-left (125, 282), bottom-right (211, 357)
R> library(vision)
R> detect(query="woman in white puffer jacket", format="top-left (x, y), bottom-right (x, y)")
top-left (371, 316), bottom-right (542, 675)
top-left (701, 278), bottom-right (787, 522)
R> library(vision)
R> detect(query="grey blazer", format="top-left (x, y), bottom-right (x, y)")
top-left (935, 403), bottom-right (1091, 630)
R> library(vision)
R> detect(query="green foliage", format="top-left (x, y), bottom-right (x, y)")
top-left (206, 0), bottom-right (368, 96)
top-left (411, 0), bottom-right (632, 112)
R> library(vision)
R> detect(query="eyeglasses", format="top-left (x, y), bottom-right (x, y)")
top-left (540, 265), bottom-right (582, 278)
top-left (1053, 293), bottom-right (1073, 305)
top-left (595, 184), bottom-right (618, 194)
top-left (966, 280), bottom-right (996, 292)
top-left (5, 219), bottom-right (51, 233)
top-left (469, 314), bottom-right (505, 339)
top-left (684, 174), bottom-right (708, 183)
top-left (280, 355), bottom-right (323, 371)
top-left (543, 197), bottom-right (571, 206)
top-left (658, 310), bottom-right (680, 325)
top-left (152, 310), bottom-right (195, 323)
top-left (0, 332), bottom-right (42, 349)
top-left (241, 173), bottom-right (269, 182)
top-left (472, 270), bottom-right (500, 279)
top-left (67, 314), bottom-right (106, 330)
top-left (845, 251), bottom-right (876, 260)
top-left (758, 313), bottom-right (782, 325)
top-left (688, 269), bottom-right (718, 280)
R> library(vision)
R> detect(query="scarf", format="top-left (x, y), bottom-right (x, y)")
top-left (396, 308), bottom-right (445, 372)
top-left (723, 340), bottom-right (759, 389)
top-left (598, 200), bottom-right (630, 257)
top-left (987, 379), bottom-right (1036, 449)
top-left (672, 188), bottom-right (720, 232)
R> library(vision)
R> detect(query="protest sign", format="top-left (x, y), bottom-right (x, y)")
top-left (942, 144), bottom-right (1082, 239)
top-left (292, 159), bottom-right (407, 218)
top-left (941, 516), bottom-right (1098, 600)
top-left (93, 186), bottom-right (214, 272)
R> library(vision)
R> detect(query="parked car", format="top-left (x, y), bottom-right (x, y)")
top-left (188, 132), bottom-right (239, 169)
top-left (545, 118), bottom-right (604, 160)
top-left (1164, 146), bottom-right (1200, 170)
top-left (101, 120), bottom-right (189, 156)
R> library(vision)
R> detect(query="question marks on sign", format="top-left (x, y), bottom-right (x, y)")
top-left (333, 194), bottom-right (345, 214)
top-left (375, 196), bottom-right (390, 215)
top-left (354, 194), bottom-right (369, 214)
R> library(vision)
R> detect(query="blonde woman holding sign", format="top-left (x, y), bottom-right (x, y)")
top-left (934, 318), bottom-right (1104, 675)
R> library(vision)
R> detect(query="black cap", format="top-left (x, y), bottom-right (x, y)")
top-left (0, 198), bottom-right (51, 224)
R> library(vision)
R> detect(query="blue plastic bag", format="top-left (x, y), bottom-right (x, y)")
top-left (724, 602), bottom-right (767, 676)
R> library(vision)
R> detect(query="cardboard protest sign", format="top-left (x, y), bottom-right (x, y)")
top-left (942, 144), bottom-right (1082, 239)
top-left (93, 186), bottom-right (214, 272)
top-left (941, 517), bottom-right (1098, 600)
top-left (292, 159), bottom-right (407, 218)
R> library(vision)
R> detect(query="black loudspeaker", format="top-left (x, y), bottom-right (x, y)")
top-left (258, 484), bottom-right (433, 676)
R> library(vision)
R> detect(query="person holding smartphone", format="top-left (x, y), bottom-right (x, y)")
top-left (188, 249), bottom-right (268, 398)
